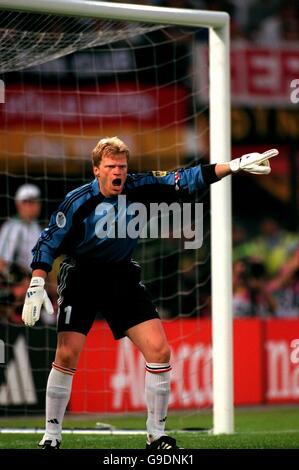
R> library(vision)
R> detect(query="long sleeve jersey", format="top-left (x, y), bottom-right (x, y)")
top-left (31, 165), bottom-right (218, 272)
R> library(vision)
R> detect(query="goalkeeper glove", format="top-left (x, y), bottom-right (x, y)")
top-left (22, 277), bottom-right (54, 327)
top-left (229, 149), bottom-right (279, 175)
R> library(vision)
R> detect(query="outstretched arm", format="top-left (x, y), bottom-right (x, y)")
top-left (215, 162), bottom-right (231, 179)
top-left (195, 149), bottom-right (278, 187)
top-left (126, 149), bottom-right (279, 199)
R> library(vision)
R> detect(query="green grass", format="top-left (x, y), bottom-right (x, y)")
top-left (1, 406), bottom-right (299, 449)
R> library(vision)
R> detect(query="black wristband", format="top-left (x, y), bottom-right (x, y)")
top-left (31, 261), bottom-right (52, 273)
top-left (201, 164), bottom-right (220, 185)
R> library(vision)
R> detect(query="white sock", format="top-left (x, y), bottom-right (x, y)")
top-left (145, 362), bottom-right (171, 442)
top-left (44, 362), bottom-right (75, 440)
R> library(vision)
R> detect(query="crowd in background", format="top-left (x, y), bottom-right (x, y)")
top-left (232, 218), bottom-right (299, 318)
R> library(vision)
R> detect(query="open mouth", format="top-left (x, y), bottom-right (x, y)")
top-left (112, 178), bottom-right (122, 187)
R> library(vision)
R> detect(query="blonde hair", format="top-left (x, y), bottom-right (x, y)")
top-left (91, 136), bottom-right (130, 167)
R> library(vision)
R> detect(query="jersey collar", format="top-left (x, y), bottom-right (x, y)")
top-left (91, 178), bottom-right (100, 195)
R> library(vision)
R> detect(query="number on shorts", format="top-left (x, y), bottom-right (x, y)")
top-left (64, 306), bottom-right (72, 324)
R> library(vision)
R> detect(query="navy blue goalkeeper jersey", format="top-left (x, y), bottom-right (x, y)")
top-left (31, 166), bottom-right (211, 272)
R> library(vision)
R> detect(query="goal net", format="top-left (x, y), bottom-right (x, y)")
top-left (0, 1), bottom-right (232, 435)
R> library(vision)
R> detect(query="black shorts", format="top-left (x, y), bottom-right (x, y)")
top-left (56, 258), bottom-right (159, 339)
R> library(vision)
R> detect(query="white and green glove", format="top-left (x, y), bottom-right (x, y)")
top-left (229, 149), bottom-right (279, 175)
top-left (22, 277), bottom-right (54, 327)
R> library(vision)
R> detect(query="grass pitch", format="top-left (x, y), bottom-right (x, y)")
top-left (1, 406), bottom-right (299, 449)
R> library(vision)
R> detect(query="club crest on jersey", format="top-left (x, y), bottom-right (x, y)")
top-left (152, 170), bottom-right (167, 177)
top-left (56, 211), bottom-right (66, 228)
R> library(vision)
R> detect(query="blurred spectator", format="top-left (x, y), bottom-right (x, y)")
top-left (0, 184), bottom-right (56, 324)
top-left (253, 218), bottom-right (298, 277)
top-left (233, 221), bottom-right (255, 261)
top-left (267, 246), bottom-right (299, 318)
top-left (0, 184), bottom-right (42, 323)
top-left (233, 259), bottom-right (276, 317)
top-left (233, 240), bottom-right (299, 318)
top-left (0, 184), bottom-right (41, 276)
top-left (245, 0), bottom-right (282, 42)
top-left (230, 0), bottom-right (255, 31)
top-left (234, 217), bottom-right (299, 278)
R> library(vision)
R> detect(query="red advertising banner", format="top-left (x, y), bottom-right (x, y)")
top-left (195, 43), bottom-right (299, 106)
top-left (70, 318), bottom-right (299, 413)
top-left (70, 319), bottom-right (213, 412)
top-left (233, 319), bottom-right (265, 405)
top-left (0, 83), bottom-right (188, 168)
top-left (265, 319), bottom-right (299, 404)
top-left (0, 83), bottom-right (187, 128)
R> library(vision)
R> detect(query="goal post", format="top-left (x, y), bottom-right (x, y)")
top-left (0, 0), bottom-right (233, 435)
top-left (209, 25), bottom-right (233, 435)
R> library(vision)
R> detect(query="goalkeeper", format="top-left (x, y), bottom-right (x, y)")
top-left (22, 137), bottom-right (278, 450)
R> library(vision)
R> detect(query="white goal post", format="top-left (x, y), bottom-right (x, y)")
top-left (0, 0), bottom-right (233, 435)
